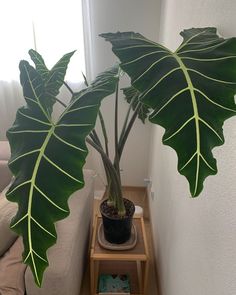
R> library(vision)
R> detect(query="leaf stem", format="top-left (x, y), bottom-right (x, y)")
top-left (98, 111), bottom-right (109, 157)
top-left (53, 97), bottom-right (67, 108)
top-left (118, 102), bottom-right (141, 160)
top-left (86, 137), bottom-right (125, 214)
top-left (114, 83), bottom-right (121, 179)
top-left (119, 93), bottom-right (137, 149)
top-left (82, 72), bottom-right (89, 87)
top-left (63, 81), bottom-right (74, 95)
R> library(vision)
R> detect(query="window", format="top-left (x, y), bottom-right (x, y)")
top-left (0, 0), bottom-right (86, 82)
top-left (0, 0), bottom-right (87, 139)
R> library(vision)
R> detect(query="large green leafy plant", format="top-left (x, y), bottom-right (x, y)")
top-left (6, 27), bottom-right (236, 286)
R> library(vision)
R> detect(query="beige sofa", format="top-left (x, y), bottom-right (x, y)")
top-left (0, 141), bottom-right (94, 295)
top-left (0, 141), bottom-right (11, 192)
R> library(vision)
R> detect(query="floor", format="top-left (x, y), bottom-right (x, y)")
top-left (80, 187), bottom-right (159, 295)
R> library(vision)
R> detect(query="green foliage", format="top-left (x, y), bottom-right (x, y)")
top-left (101, 27), bottom-right (236, 196)
top-left (6, 52), bottom-right (119, 286)
top-left (29, 50), bottom-right (75, 115)
top-left (122, 86), bottom-right (151, 123)
top-left (6, 27), bottom-right (236, 287)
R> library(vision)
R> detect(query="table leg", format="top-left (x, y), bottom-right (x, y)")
top-left (143, 260), bottom-right (149, 295)
top-left (94, 260), bottom-right (100, 294)
top-left (90, 258), bottom-right (95, 295)
top-left (136, 260), bottom-right (143, 292)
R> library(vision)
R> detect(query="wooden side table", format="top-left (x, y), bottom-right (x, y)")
top-left (90, 215), bottom-right (149, 295)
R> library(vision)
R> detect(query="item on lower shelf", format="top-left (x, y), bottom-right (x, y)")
top-left (98, 274), bottom-right (130, 295)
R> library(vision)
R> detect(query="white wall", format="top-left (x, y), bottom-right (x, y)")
top-left (84, 0), bottom-right (161, 188)
top-left (148, 1), bottom-right (236, 295)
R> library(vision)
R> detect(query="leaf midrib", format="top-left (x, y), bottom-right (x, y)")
top-left (27, 125), bottom-right (55, 285)
top-left (24, 65), bottom-right (50, 122)
top-left (172, 53), bottom-right (200, 196)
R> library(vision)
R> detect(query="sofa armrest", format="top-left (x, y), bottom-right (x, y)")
top-left (0, 161), bottom-right (12, 192)
top-left (25, 169), bottom-right (95, 295)
top-left (0, 141), bottom-right (12, 192)
top-left (0, 141), bottom-right (10, 160)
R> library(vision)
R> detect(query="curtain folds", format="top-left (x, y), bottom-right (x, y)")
top-left (0, 0), bottom-right (87, 140)
top-left (0, 81), bottom-right (24, 139)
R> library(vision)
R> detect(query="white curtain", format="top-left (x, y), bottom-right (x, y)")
top-left (0, 0), bottom-right (86, 139)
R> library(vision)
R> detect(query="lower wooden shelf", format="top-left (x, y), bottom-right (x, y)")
top-left (97, 261), bottom-right (140, 294)
top-left (90, 216), bottom-right (149, 295)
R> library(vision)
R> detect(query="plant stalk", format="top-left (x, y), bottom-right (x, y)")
top-left (82, 72), bottom-right (89, 87)
top-left (119, 93), bottom-right (137, 146)
top-left (63, 81), bottom-right (74, 95)
top-left (118, 102), bottom-right (141, 159)
top-left (114, 83), bottom-right (121, 179)
top-left (98, 111), bottom-right (109, 157)
top-left (89, 131), bottom-right (114, 204)
top-left (53, 97), bottom-right (67, 108)
top-left (86, 137), bottom-right (125, 215)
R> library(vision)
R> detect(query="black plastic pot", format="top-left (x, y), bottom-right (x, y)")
top-left (100, 198), bottom-right (135, 244)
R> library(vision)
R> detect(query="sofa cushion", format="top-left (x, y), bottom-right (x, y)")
top-left (0, 183), bottom-right (18, 256)
top-left (0, 237), bottom-right (26, 295)
top-left (25, 169), bottom-right (95, 295)
top-left (0, 160), bottom-right (12, 192)
top-left (0, 141), bottom-right (12, 192)
top-left (0, 141), bottom-right (10, 160)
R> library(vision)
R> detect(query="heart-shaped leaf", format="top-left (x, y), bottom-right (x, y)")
top-left (6, 57), bottom-right (119, 286)
top-left (101, 28), bottom-right (236, 196)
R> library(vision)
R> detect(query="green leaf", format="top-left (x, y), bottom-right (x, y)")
top-left (122, 86), bottom-right (151, 123)
top-left (101, 28), bottom-right (236, 197)
top-left (28, 50), bottom-right (49, 81)
top-left (6, 58), bottom-right (119, 286)
top-left (29, 49), bottom-right (75, 114)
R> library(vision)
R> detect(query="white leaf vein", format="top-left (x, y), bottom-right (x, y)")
top-left (176, 30), bottom-right (207, 53)
top-left (122, 50), bottom-right (169, 66)
top-left (193, 88), bottom-right (236, 113)
top-left (133, 55), bottom-right (175, 84)
top-left (9, 149), bottom-right (40, 165)
top-left (178, 39), bottom-right (228, 55)
top-left (18, 111), bottom-right (51, 126)
top-left (149, 87), bottom-right (189, 119)
top-left (181, 56), bottom-right (236, 62)
top-left (199, 118), bottom-right (223, 142)
top-left (141, 67), bottom-right (181, 99)
top-left (164, 116), bottom-right (194, 142)
top-left (31, 216), bottom-right (56, 238)
top-left (43, 154), bottom-right (83, 184)
top-left (187, 68), bottom-right (236, 85)
top-left (34, 184), bottom-right (69, 212)
top-left (52, 132), bottom-right (86, 153)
